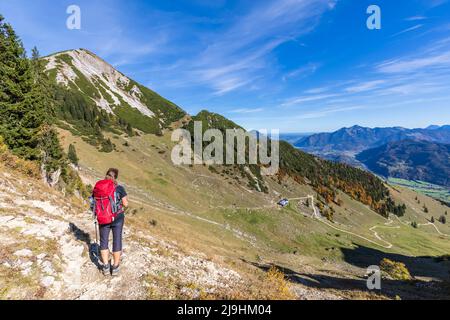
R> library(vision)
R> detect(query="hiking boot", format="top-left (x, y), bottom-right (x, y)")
top-left (111, 264), bottom-right (120, 277)
top-left (102, 262), bottom-right (110, 276)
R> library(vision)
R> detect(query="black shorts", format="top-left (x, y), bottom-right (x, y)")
top-left (99, 215), bottom-right (124, 252)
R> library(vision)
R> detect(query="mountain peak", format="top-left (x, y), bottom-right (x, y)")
top-left (44, 49), bottom-right (185, 134)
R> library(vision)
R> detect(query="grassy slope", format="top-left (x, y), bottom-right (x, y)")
top-left (389, 178), bottom-right (450, 204)
top-left (58, 127), bottom-right (450, 299)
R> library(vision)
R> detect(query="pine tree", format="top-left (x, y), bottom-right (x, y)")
top-left (0, 16), bottom-right (38, 159)
top-left (0, 17), bottom-right (64, 178)
top-left (126, 123), bottom-right (134, 137)
top-left (68, 144), bottom-right (79, 166)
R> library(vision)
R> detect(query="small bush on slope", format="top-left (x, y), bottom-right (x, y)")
top-left (0, 136), bottom-right (40, 178)
top-left (380, 258), bottom-right (412, 281)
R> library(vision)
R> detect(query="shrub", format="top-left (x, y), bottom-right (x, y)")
top-left (0, 136), bottom-right (40, 177)
top-left (263, 266), bottom-right (295, 300)
top-left (380, 258), bottom-right (412, 281)
top-left (60, 165), bottom-right (89, 198)
top-left (68, 144), bottom-right (79, 166)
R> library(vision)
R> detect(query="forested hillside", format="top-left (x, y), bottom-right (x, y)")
top-left (185, 111), bottom-right (406, 219)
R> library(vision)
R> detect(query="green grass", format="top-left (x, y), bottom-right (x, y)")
top-left (114, 100), bottom-right (162, 134)
top-left (93, 77), bottom-right (116, 104)
top-left (58, 127), bottom-right (450, 297)
top-left (389, 178), bottom-right (450, 204)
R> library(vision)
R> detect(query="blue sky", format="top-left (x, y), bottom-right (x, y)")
top-left (1, 0), bottom-right (450, 132)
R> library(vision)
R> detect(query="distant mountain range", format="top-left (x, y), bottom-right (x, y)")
top-left (357, 140), bottom-right (450, 188)
top-left (279, 133), bottom-right (314, 145)
top-left (287, 125), bottom-right (450, 189)
top-left (295, 125), bottom-right (450, 153)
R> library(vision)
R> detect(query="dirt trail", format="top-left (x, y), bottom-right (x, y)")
top-left (0, 171), bottom-right (242, 300)
top-left (293, 195), bottom-right (396, 249)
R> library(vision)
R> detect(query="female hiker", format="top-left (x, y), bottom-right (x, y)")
top-left (92, 168), bottom-right (128, 276)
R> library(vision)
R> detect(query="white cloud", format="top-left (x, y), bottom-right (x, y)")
top-left (376, 51), bottom-right (450, 74)
top-left (229, 108), bottom-right (264, 114)
top-left (295, 105), bottom-right (364, 119)
top-left (345, 80), bottom-right (385, 93)
top-left (405, 16), bottom-right (427, 21)
top-left (303, 87), bottom-right (330, 94)
top-left (426, 0), bottom-right (449, 8)
top-left (391, 24), bottom-right (424, 37)
top-left (282, 93), bottom-right (341, 106)
top-left (282, 63), bottom-right (321, 81)
top-left (190, 0), bottom-right (337, 95)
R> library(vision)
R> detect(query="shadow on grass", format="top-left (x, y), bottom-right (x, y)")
top-left (243, 244), bottom-right (450, 300)
top-left (341, 245), bottom-right (450, 281)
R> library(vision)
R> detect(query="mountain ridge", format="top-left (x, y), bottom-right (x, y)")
top-left (45, 48), bottom-right (410, 219)
top-left (44, 48), bottom-right (185, 135)
top-left (296, 125), bottom-right (450, 153)
top-left (357, 140), bottom-right (450, 188)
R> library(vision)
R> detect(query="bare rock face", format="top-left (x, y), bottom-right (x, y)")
top-left (44, 49), bottom-right (154, 117)
top-left (41, 165), bottom-right (61, 188)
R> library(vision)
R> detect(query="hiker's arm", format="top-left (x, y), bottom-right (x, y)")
top-left (122, 196), bottom-right (129, 208)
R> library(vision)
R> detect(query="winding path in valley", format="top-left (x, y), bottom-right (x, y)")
top-left (291, 195), bottom-right (396, 249)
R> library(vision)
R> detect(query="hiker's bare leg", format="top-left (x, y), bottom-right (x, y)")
top-left (101, 249), bottom-right (110, 265)
top-left (113, 251), bottom-right (121, 266)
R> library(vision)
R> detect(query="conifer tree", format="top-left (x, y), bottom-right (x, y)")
top-left (0, 15), bottom-right (38, 159)
top-left (68, 144), bottom-right (79, 166)
top-left (0, 17), bottom-right (64, 175)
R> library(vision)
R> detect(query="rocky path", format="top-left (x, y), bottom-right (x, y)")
top-left (0, 171), bottom-right (242, 300)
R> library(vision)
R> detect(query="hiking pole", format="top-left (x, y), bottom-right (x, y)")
top-left (94, 219), bottom-right (99, 258)
top-left (89, 196), bottom-right (100, 259)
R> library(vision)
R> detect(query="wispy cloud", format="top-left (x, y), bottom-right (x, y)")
top-left (282, 63), bottom-right (321, 81)
top-left (282, 93), bottom-right (341, 106)
top-left (390, 24), bottom-right (424, 37)
top-left (229, 108), bottom-right (264, 114)
top-left (345, 80), bottom-right (385, 93)
top-left (426, 0), bottom-right (449, 8)
top-left (405, 16), bottom-right (427, 21)
top-left (295, 105), bottom-right (364, 119)
top-left (376, 51), bottom-right (450, 73)
top-left (189, 0), bottom-right (337, 94)
top-left (276, 34), bottom-right (450, 127)
top-left (303, 87), bottom-right (330, 94)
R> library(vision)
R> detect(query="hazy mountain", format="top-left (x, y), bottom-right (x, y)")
top-left (279, 133), bottom-right (314, 145)
top-left (356, 140), bottom-right (450, 187)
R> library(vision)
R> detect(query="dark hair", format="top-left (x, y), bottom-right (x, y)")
top-left (106, 168), bottom-right (119, 180)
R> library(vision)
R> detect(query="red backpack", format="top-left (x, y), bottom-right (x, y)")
top-left (92, 179), bottom-right (123, 225)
